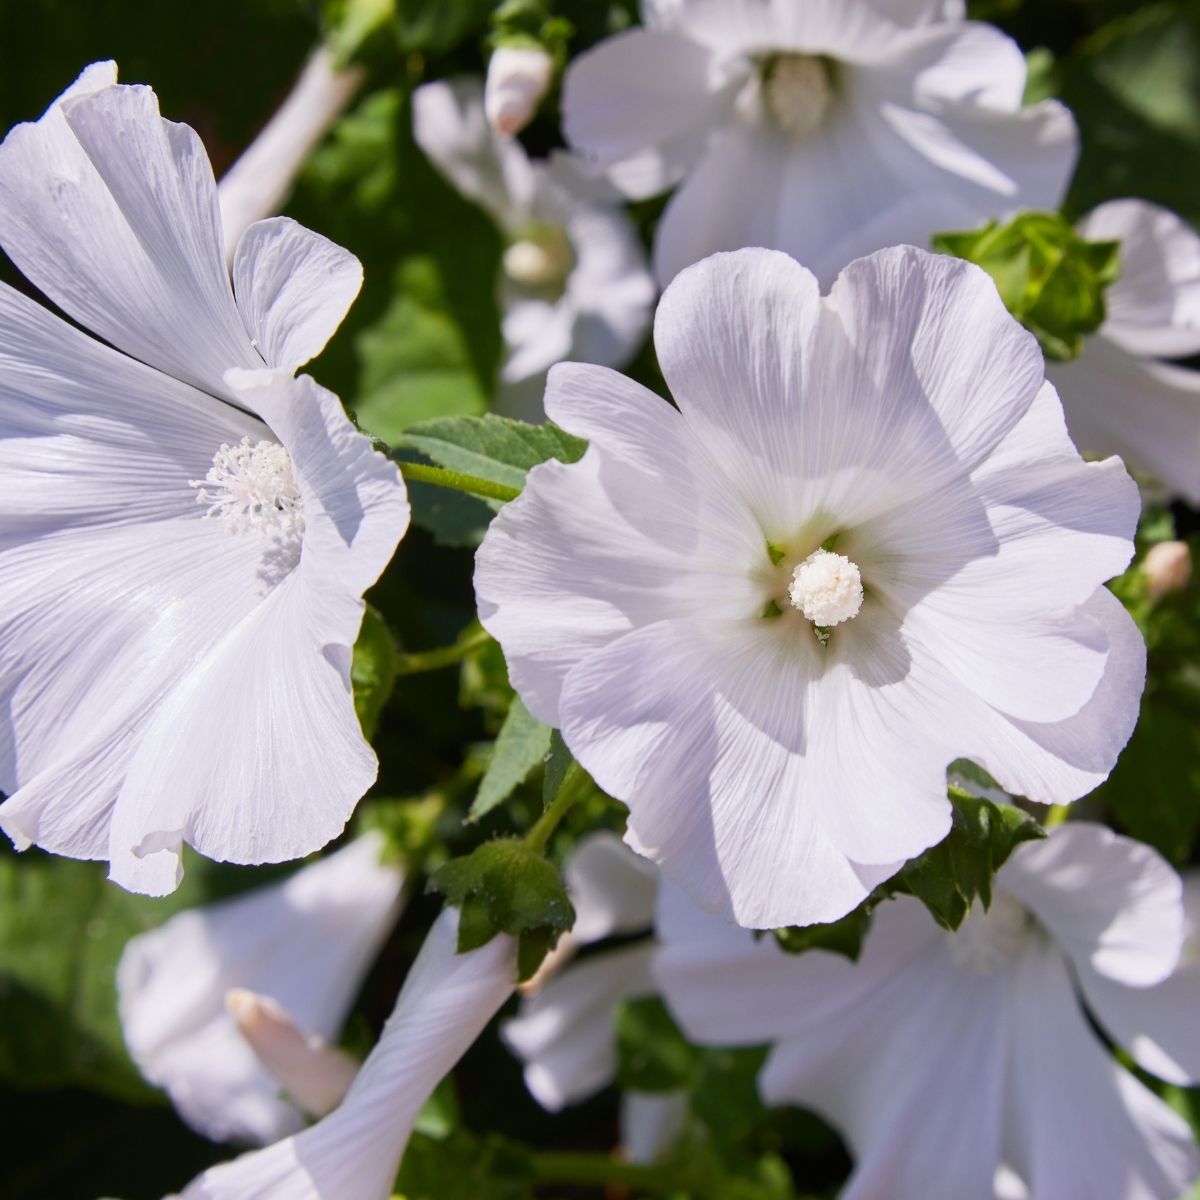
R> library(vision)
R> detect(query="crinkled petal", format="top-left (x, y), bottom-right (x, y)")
top-left (562, 28), bottom-right (740, 199)
top-left (1079, 199), bottom-right (1200, 359)
top-left (1049, 337), bottom-right (1200, 505)
top-left (567, 832), bottom-right (660, 943)
top-left (232, 217), bottom-right (363, 371)
top-left (502, 942), bottom-right (656, 1109)
top-left (1004, 941), bottom-right (1199, 1200)
top-left (0, 67), bottom-right (260, 395)
top-left (181, 909), bottom-right (516, 1200)
top-left (1000, 824), bottom-right (1184, 989)
top-left (117, 834), bottom-right (405, 1143)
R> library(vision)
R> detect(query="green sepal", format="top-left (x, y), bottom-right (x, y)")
top-left (428, 838), bottom-right (575, 981)
top-left (772, 904), bottom-right (872, 961)
top-left (933, 211), bottom-right (1122, 362)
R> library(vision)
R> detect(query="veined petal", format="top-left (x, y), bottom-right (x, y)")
top-left (117, 834), bottom-right (405, 1144)
top-left (0, 67), bottom-right (260, 396)
top-left (567, 832), bottom-right (660, 943)
top-left (1004, 942), bottom-right (1199, 1200)
top-left (1000, 824), bottom-right (1184, 989)
top-left (1050, 336), bottom-right (1200, 505)
top-left (180, 909), bottom-right (516, 1200)
top-left (502, 942), bottom-right (656, 1110)
top-left (1080, 199), bottom-right (1200, 359)
top-left (232, 218), bottom-right (363, 371)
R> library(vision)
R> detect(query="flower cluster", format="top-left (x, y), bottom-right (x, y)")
top-left (2, 2), bottom-right (1199, 1197)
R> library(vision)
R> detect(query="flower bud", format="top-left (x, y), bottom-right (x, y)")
top-left (485, 45), bottom-right (554, 137)
top-left (1143, 540), bottom-right (1192, 600)
top-left (227, 989), bottom-right (360, 1117)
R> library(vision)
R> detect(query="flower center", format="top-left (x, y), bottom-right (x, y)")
top-left (763, 54), bottom-right (834, 139)
top-left (949, 894), bottom-right (1032, 975)
top-left (503, 226), bottom-right (574, 288)
top-left (788, 549), bottom-right (863, 626)
top-left (190, 437), bottom-right (304, 540)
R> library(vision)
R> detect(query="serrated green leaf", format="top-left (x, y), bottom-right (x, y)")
top-left (892, 789), bottom-right (1045, 930)
top-left (771, 904), bottom-right (872, 962)
top-left (614, 996), bottom-right (704, 1093)
top-left (429, 839), bottom-right (574, 980)
top-left (932, 212), bottom-right (1121, 361)
top-left (352, 605), bottom-right (399, 741)
top-left (470, 698), bottom-right (554, 822)
top-left (404, 414), bottom-right (587, 493)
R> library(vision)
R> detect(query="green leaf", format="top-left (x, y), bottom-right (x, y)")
top-left (404, 414), bottom-right (587, 493)
top-left (891, 788), bottom-right (1045, 930)
top-left (352, 604), bottom-right (399, 741)
top-left (469, 698), bottom-right (554, 822)
top-left (394, 1130), bottom-right (535, 1200)
top-left (428, 839), bottom-right (575, 981)
top-left (614, 996), bottom-right (704, 1093)
top-left (541, 730), bottom-right (574, 809)
top-left (772, 904), bottom-right (872, 962)
top-left (394, 0), bottom-right (492, 52)
top-left (933, 212), bottom-right (1121, 361)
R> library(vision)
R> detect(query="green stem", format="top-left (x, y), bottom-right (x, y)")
top-left (393, 627), bottom-right (491, 676)
top-left (524, 762), bottom-right (588, 853)
top-left (529, 1151), bottom-right (681, 1194)
top-left (398, 460), bottom-right (521, 504)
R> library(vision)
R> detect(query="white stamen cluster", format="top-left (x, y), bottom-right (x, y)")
top-left (788, 549), bottom-right (863, 626)
top-left (764, 54), bottom-right (834, 140)
top-left (503, 229), bottom-right (574, 288)
top-left (191, 438), bottom-right (305, 541)
top-left (948, 894), bottom-right (1032, 975)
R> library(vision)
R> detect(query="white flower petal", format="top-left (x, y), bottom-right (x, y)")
top-left (232, 217), bottom-right (363, 371)
top-left (567, 831), bottom-right (660, 943)
top-left (562, 28), bottom-right (738, 199)
top-left (0, 68), bottom-right (259, 396)
top-left (502, 942), bottom-right (656, 1110)
top-left (757, 900), bottom-right (1010, 1200)
top-left (1004, 941), bottom-right (1199, 1200)
top-left (1000, 823), bottom-right (1184, 989)
top-left (116, 834), bottom-right (404, 1143)
top-left (1049, 337), bottom-right (1200, 505)
top-left (1079, 199), bottom-right (1200, 359)
top-left (411, 77), bottom-right (535, 227)
top-left (181, 909), bottom-right (516, 1200)
top-left (620, 1090), bottom-right (689, 1165)
top-left (1077, 872), bottom-right (1200, 1087)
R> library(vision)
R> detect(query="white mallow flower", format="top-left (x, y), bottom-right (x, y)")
top-left (1047, 199), bottom-right (1200, 504)
top-left (563, 0), bottom-right (1077, 288)
top-left (117, 834), bottom-right (405, 1144)
top-left (0, 63), bottom-right (410, 893)
top-left (411, 77), bottom-right (655, 420)
top-left (655, 823), bottom-right (1200, 1200)
top-left (180, 907), bottom-right (517, 1200)
top-left (485, 45), bottom-right (555, 137)
top-left (502, 833), bottom-right (685, 1164)
top-left (218, 47), bottom-right (366, 261)
top-left (474, 245), bottom-right (1145, 930)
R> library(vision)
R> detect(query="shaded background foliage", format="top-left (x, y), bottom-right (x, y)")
top-left (1, 1), bottom-right (1200, 1197)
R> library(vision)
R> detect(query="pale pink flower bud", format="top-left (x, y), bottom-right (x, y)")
top-left (1143, 540), bottom-right (1192, 599)
top-left (485, 46), bottom-right (554, 137)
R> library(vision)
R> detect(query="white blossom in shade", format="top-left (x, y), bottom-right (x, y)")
top-left (562, 0), bottom-right (1076, 288)
top-left (0, 64), bottom-right (410, 892)
top-left (218, 47), bottom-right (366, 261)
top-left (502, 832), bottom-right (685, 1165)
top-left (474, 245), bottom-right (1145, 930)
top-left (180, 908), bottom-right (517, 1200)
top-left (1047, 200), bottom-right (1200, 504)
top-left (485, 45), bottom-right (555, 138)
top-left (116, 834), bottom-right (404, 1144)
top-left (411, 77), bottom-right (655, 420)
top-left (655, 823), bottom-right (1200, 1200)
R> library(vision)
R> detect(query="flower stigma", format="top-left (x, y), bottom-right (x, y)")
top-left (191, 437), bottom-right (305, 541)
top-left (788, 549), bottom-right (863, 627)
top-left (763, 54), bottom-right (835, 139)
top-left (948, 894), bottom-right (1032, 975)
top-left (503, 225), bottom-right (575, 288)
